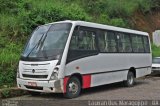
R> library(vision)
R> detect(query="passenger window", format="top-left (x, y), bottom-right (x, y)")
top-left (98, 31), bottom-right (117, 53)
top-left (67, 26), bottom-right (98, 62)
top-left (131, 35), bottom-right (144, 53)
top-left (117, 33), bottom-right (132, 53)
top-left (143, 36), bottom-right (150, 53)
top-left (107, 32), bottom-right (117, 52)
top-left (78, 30), bottom-right (96, 50)
top-left (98, 31), bottom-right (108, 52)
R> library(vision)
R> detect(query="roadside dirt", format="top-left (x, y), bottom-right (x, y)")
top-left (4, 75), bottom-right (160, 100)
top-left (131, 9), bottom-right (160, 37)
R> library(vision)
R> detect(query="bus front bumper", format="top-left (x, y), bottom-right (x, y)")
top-left (17, 78), bottom-right (63, 93)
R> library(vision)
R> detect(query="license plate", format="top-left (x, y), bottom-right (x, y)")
top-left (28, 82), bottom-right (37, 86)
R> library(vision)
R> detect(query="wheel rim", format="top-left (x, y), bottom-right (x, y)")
top-left (128, 74), bottom-right (134, 85)
top-left (68, 81), bottom-right (79, 94)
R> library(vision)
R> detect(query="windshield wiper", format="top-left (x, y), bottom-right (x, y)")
top-left (26, 34), bottom-right (45, 58)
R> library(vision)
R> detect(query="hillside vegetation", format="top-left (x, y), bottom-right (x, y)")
top-left (0, 0), bottom-right (160, 88)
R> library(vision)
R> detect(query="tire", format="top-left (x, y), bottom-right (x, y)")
top-left (28, 91), bottom-right (41, 96)
top-left (124, 71), bottom-right (135, 87)
top-left (64, 77), bottom-right (81, 99)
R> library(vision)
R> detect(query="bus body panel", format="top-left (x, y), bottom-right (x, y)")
top-left (91, 71), bottom-right (128, 87)
top-left (65, 53), bottom-right (151, 88)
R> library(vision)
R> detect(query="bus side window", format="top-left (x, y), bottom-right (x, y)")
top-left (78, 30), bottom-right (96, 50)
top-left (117, 33), bottom-right (132, 53)
top-left (98, 30), bottom-right (108, 52)
top-left (143, 36), bottom-right (150, 53)
top-left (107, 32), bottom-right (117, 53)
top-left (131, 35), bottom-right (145, 53)
top-left (67, 26), bottom-right (98, 62)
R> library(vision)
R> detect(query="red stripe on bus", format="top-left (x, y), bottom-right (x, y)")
top-left (82, 75), bottom-right (91, 89)
top-left (63, 77), bottom-right (69, 93)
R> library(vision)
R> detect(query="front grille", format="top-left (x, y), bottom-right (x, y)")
top-left (22, 74), bottom-right (48, 78)
top-left (25, 85), bottom-right (43, 90)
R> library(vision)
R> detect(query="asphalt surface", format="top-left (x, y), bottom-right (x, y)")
top-left (2, 75), bottom-right (160, 106)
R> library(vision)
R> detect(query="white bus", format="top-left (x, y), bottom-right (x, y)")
top-left (17, 20), bottom-right (152, 98)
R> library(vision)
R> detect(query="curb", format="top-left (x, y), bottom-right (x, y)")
top-left (0, 87), bottom-right (28, 99)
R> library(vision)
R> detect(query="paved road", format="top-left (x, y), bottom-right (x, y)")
top-left (4, 75), bottom-right (160, 100)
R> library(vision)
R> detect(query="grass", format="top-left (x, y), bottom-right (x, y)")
top-left (0, 37), bottom-right (22, 88)
top-left (0, 0), bottom-right (159, 89)
top-left (152, 44), bottom-right (160, 57)
top-left (0, 44), bottom-right (21, 65)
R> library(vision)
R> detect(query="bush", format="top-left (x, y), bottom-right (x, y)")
top-left (0, 40), bottom-right (22, 88)
top-left (152, 44), bottom-right (160, 57)
top-left (137, 0), bottom-right (152, 13)
top-left (96, 14), bottom-right (110, 24)
top-left (0, 0), bottom-right (91, 88)
top-left (1, 0), bottom-right (160, 89)
top-left (0, 0), bottom-right (18, 14)
top-left (110, 18), bottom-right (128, 28)
top-left (16, 0), bottom-right (91, 38)
top-left (1, 89), bottom-right (10, 98)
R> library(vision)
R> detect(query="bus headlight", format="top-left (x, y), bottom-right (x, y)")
top-left (50, 72), bottom-right (58, 80)
top-left (17, 68), bottom-right (20, 78)
top-left (50, 67), bottom-right (59, 80)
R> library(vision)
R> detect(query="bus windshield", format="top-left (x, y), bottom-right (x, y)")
top-left (21, 23), bottom-right (72, 61)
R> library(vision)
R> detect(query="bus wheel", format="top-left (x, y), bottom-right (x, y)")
top-left (124, 71), bottom-right (135, 87)
top-left (64, 76), bottom-right (81, 99)
top-left (28, 91), bottom-right (41, 96)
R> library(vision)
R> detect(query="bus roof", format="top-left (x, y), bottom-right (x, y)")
top-left (46, 20), bottom-right (149, 36)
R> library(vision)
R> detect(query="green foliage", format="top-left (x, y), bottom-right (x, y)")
top-left (80, 0), bottom-right (153, 28)
top-left (0, 40), bottom-right (22, 88)
top-left (97, 14), bottom-right (128, 28)
top-left (151, 0), bottom-right (160, 9)
top-left (0, 14), bottom-right (20, 39)
top-left (0, 0), bottom-right (160, 88)
top-left (0, 0), bottom-right (19, 14)
top-left (1, 89), bottom-right (10, 98)
top-left (82, 0), bottom-right (154, 17)
top-left (97, 14), bottom-right (110, 24)
top-left (110, 18), bottom-right (128, 28)
top-left (152, 44), bottom-right (160, 57)
top-left (18, 0), bottom-right (90, 36)
top-left (0, 0), bottom-right (91, 88)
top-left (136, 0), bottom-right (152, 13)
top-left (0, 38), bottom-right (22, 64)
